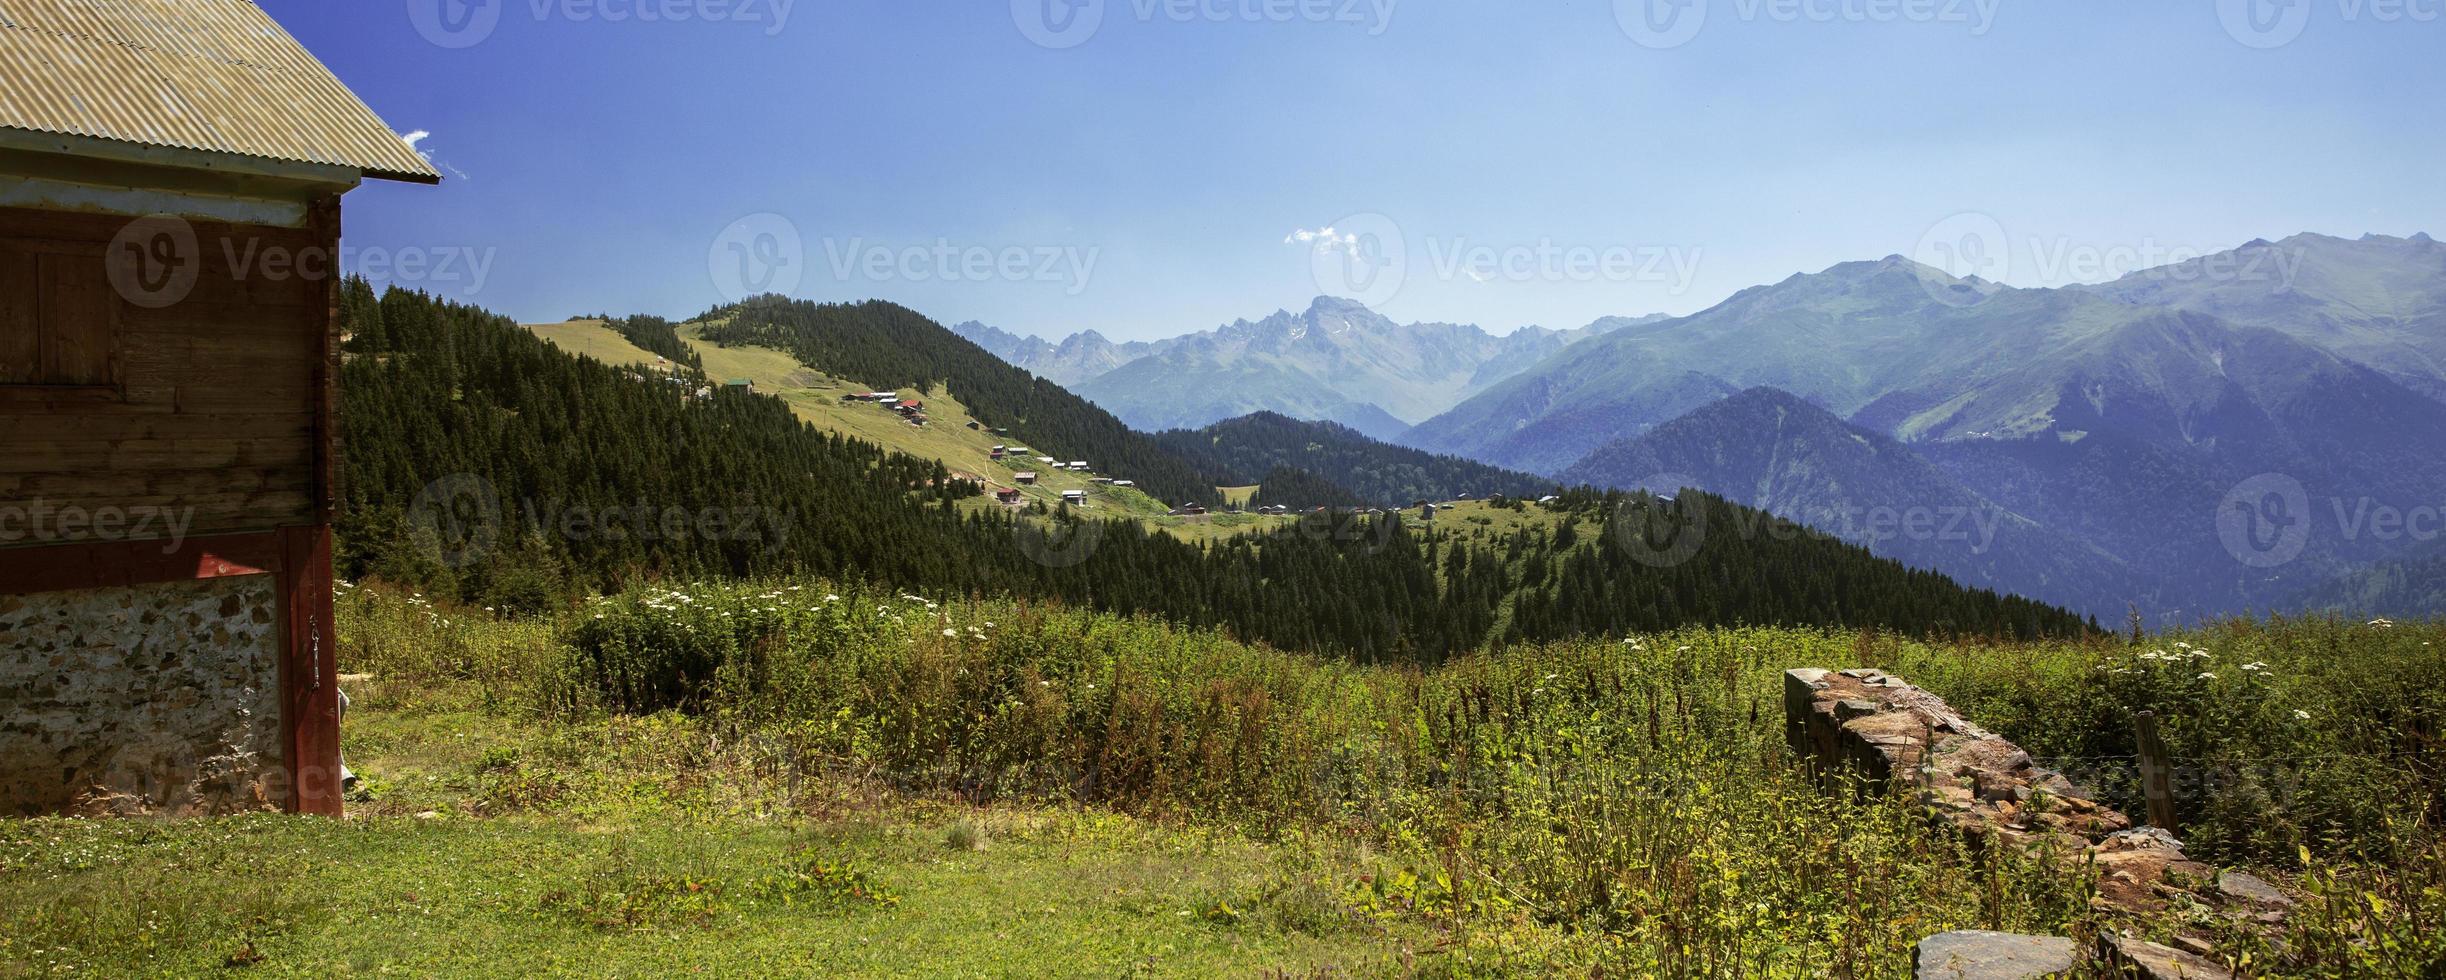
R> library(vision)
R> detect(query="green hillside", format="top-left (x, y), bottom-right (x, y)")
top-left (528, 317), bottom-right (1179, 522)
top-left (693, 296), bottom-right (1228, 509)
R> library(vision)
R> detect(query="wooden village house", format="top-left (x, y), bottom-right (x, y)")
top-left (0, 0), bottom-right (437, 817)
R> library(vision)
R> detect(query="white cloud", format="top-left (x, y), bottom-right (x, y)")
top-left (397, 129), bottom-right (470, 181)
top-left (1285, 226), bottom-right (1363, 259)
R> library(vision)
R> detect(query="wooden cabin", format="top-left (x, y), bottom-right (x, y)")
top-left (0, 0), bottom-right (437, 817)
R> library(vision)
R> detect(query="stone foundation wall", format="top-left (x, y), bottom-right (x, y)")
top-left (0, 576), bottom-right (283, 816)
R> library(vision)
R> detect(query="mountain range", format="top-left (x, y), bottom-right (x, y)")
top-left (956, 232), bottom-right (2440, 621)
top-left (1409, 232), bottom-right (2446, 621)
top-left (949, 321), bottom-right (1177, 389)
top-left (957, 300), bottom-right (1665, 440)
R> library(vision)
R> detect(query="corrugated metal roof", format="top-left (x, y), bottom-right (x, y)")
top-left (0, 0), bottom-right (439, 183)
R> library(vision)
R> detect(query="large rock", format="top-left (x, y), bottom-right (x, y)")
top-left (1914, 930), bottom-right (2077, 979)
top-left (2214, 871), bottom-right (2293, 909)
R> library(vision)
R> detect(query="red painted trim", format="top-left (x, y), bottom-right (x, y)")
top-left (0, 532), bottom-right (284, 594)
top-left (276, 524), bottom-right (342, 816)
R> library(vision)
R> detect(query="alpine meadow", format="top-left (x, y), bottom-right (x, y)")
top-left (3, 3), bottom-right (2444, 979)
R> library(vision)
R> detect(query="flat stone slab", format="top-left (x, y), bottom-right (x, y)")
top-left (1914, 930), bottom-right (2077, 979)
top-left (2096, 935), bottom-right (2236, 979)
top-left (2214, 870), bottom-right (2293, 908)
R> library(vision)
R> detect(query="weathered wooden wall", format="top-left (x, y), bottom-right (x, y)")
top-left (0, 199), bottom-right (344, 816)
top-left (0, 204), bottom-right (322, 540)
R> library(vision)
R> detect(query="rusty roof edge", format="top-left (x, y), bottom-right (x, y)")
top-left (0, 126), bottom-right (384, 185)
top-left (232, 2), bottom-right (440, 183)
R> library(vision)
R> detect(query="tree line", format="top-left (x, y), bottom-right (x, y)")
top-left (335, 283), bottom-right (2094, 664)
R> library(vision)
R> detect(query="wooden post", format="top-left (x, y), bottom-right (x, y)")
top-left (2133, 710), bottom-right (2177, 834)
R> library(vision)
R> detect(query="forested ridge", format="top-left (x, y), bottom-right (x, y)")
top-left (1155, 412), bottom-right (1555, 507)
top-left (693, 295), bottom-right (1225, 508)
top-left (335, 283), bottom-right (2094, 662)
top-left (1246, 466), bottom-right (1370, 511)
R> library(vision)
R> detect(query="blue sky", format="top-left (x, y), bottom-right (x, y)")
top-left (266, 0), bottom-right (2445, 342)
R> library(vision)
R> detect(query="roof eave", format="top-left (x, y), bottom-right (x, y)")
top-left (0, 128), bottom-right (439, 188)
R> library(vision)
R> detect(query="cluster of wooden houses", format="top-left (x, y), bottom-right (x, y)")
top-left (840, 390), bottom-right (928, 426)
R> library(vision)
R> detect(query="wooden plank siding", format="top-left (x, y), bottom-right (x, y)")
top-left (0, 200), bottom-right (345, 816)
top-left (0, 205), bottom-right (326, 540)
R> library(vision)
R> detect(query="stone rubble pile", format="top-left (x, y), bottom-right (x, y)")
top-left (1786, 668), bottom-right (2296, 980)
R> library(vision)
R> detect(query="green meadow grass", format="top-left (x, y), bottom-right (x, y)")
top-left (5, 581), bottom-right (2444, 977)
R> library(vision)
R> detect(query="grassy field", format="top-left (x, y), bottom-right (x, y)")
top-left (0, 588), bottom-right (1422, 978)
top-left (11, 581), bottom-right (2441, 976)
top-left (525, 319), bottom-right (666, 369)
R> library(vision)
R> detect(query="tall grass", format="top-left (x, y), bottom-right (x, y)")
top-left (338, 580), bottom-right (2446, 976)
